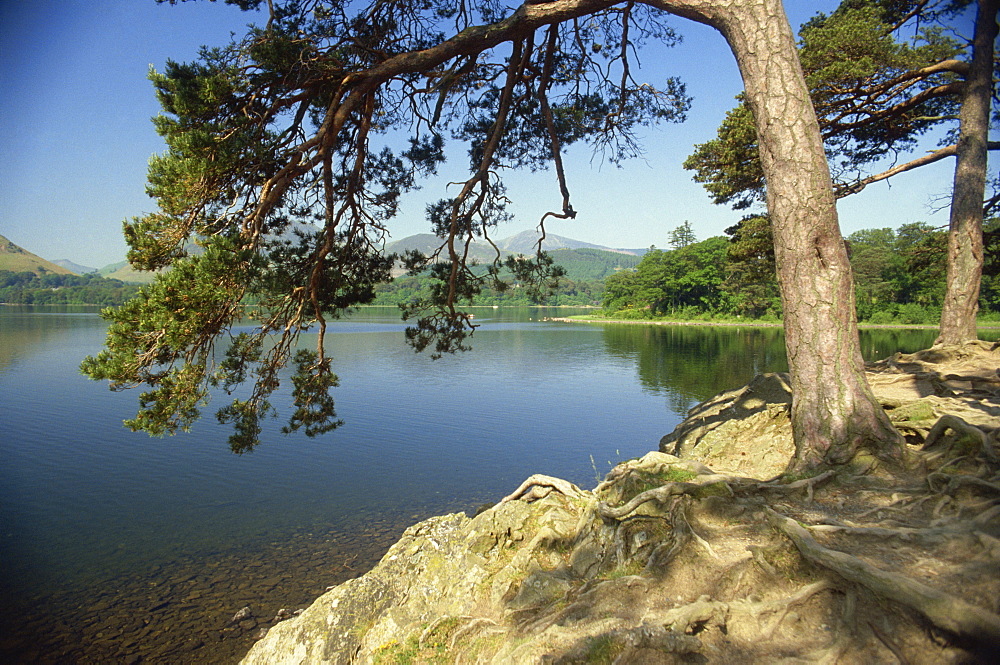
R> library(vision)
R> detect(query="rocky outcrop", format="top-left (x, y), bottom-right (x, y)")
top-left (659, 372), bottom-right (795, 479)
top-left (242, 342), bottom-right (1000, 664)
top-left (242, 452), bottom-right (794, 664)
top-left (662, 341), bottom-right (1000, 479)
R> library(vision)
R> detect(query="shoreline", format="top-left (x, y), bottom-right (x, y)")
top-left (546, 316), bottom-right (1000, 331)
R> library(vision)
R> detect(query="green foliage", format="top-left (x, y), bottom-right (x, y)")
top-left (81, 232), bottom-right (389, 452)
top-left (602, 236), bottom-right (729, 315)
top-left (685, 0), bottom-right (965, 208)
top-left (721, 215), bottom-right (780, 318)
top-left (682, 99), bottom-right (762, 210)
top-left (669, 220), bottom-right (696, 249)
top-left (848, 222), bottom-right (951, 320)
top-left (600, 218), bottom-right (993, 326)
top-left (0, 271), bottom-right (141, 305)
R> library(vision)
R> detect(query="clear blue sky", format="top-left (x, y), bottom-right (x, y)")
top-left (0, 1), bottom-right (972, 268)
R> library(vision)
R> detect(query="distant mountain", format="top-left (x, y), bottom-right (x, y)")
top-left (53, 259), bottom-right (97, 274)
top-left (384, 230), bottom-right (642, 259)
top-left (384, 233), bottom-right (499, 263)
top-left (382, 231), bottom-right (642, 282)
top-left (497, 230), bottom-right (639, 255)
top-left (0, 234), bottom-right (74, 276)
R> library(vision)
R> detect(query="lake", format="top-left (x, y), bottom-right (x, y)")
top-left (0, 306), bottom-right (958, 662)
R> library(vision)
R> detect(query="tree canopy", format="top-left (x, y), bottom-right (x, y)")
top-left (84, 0), bottom-right (695, 452)
top-left (684, 0), bottom-right (981, 209)
top-left (85, 0), bottom-right (908, 471)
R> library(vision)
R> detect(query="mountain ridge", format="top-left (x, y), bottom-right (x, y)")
top-left (0, 234), bottom-right (75, 276)
top-left (384, 230), bottom-right (646, 258)
top-left (7, 230), bottom-right (649, 283)
top-left (53, 259), bottom-right (98, 274)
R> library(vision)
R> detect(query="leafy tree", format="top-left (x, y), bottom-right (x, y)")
top-left (981, 217), bottom-right (1000, 311)
top-left (685, 0), bottom-right (999, 344)
top-left (602, 236), bottom-right (727, 315)
top-left (720, 215), bottom-right (779, 318)
top-left (847, 223), bottom-right (948, 320)
top-left (685, 0), bottom-right (971, 207)
top-left (84, 0), bottom-right (901, 472)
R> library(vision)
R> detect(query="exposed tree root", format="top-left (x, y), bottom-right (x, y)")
top-left (500, 474), bottom-right (587, 503)
top-left (868, 620), bottom-right (911, 665)
top-left (757, 469), bottom-right (837, 501)
top-left (595, 475), bottom-right (733, 521)
top-left (604, 623), bottom-right (702, 652)
top-left (928, 471), bottom-right (1000, 497)
top-left (645, 498), bottom-right (691, 570)
top-left (806, 520), bottom-right (960, 543)
top-left (767, 507), bottom-right (1000, 652)
top-left (923, 414), bottom-right (998, 464)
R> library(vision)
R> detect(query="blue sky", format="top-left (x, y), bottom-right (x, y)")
top-left (0, 1), bottom-right (975, 268)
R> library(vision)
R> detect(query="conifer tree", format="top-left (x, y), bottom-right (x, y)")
top-left (85, 0), bottom-right (902, 471)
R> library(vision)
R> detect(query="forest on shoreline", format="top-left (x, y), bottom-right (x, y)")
top-left (371, 219), bottom-right (1000, 326)
top-left (0, 271), bottom-right (141, 306)
top-left (598, 219), bottom-right (1000, 326)
top-left (5, 218), bottom-right (998, 328)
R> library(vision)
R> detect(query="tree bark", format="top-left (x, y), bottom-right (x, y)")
top-left (936, 0), bottom-right (998, 346)
top-left (646, 0), bottom-right (903, 470)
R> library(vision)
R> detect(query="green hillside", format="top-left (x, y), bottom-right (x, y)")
top-left (371, 246), bottom-right (635, 306)
top-left (544, 247), bottom-right (642, 280)
top-left (100, 261), bottom-right (160, 284)
top-left (0, 234), bottom-right (74, 276)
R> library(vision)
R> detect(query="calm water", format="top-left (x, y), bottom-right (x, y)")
top-left (0, 307), bottom-right (951, 662)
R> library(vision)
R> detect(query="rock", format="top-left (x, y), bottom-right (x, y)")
top-left (229, 606), bottom-right (253, 624)
top-left (661, 342), bottom-right (1000, 477)
top-left (660, 373), bottom-right (794, 479)
top-left (239, 344), bottom-right (1000, 665)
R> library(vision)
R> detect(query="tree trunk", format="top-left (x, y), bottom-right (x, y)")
top-left (528, 0), bottom-right (907, 470)
top-left (663, 0), bottom-right (903, 470)
top-left (936, 0), bottom-right (998, 346)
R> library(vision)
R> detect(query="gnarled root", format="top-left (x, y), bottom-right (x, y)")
top-left (923, 414), bottom-right (997, 464)
top-left (758, 469), bottom-right (837, 501)
top-left (927, 472), bottom-right (1000, 497)
top-left (767, 507), bottom-right (1000, 651)
top-left (596, 474), bottom-right (733, 521)
top-left (500, 474), bottom-right (587, 503)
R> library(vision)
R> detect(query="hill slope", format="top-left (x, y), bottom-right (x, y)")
top-left (99, 261), bottom-right (160, 284)
top-left (0, 235), bottom-right (74, 275)
top-left (385, 230), bottom-right (641, 259)
top-left (53, 259), bottom-right (97, 275)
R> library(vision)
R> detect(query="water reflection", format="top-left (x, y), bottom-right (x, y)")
top-left (600, 324), bottom-right (945, 417)
top-left (602, 324), bottom-right (787, 413)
